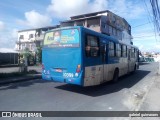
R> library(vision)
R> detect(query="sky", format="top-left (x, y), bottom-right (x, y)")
top-left (0, 0), bottom-right (160, 52)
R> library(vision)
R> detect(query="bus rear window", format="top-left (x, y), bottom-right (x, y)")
top-left (43, 29), bottom-right (79, 48)
top-left (85, 35), bottom-right (100, 57)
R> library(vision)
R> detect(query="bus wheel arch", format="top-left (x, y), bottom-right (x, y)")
top-left (112, 68), bottom-right (119, 83)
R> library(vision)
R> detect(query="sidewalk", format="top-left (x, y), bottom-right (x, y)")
top-left (0, 66), bottom-right (42, 85)
top-left (0, 74), bottom-right (41, 85)
top-left (0, 66), bottom-right (42, 73)
top-left (137, 73), bottom-right (160, 111)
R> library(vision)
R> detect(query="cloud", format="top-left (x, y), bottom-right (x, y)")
top-left (17, 10), bottom-right (52, 28)
top-left (132, 28), bottom-right (158, 42)
top-left (0, 28), bottom-right (18, 49)
top-left (47, 0), bottom-right (145, 20)
top-left (0, 21), bottom-right (5, 31)
top-left (108, 0), bottom-right (145, 19)
top-left (155, 44), bottom-right (160, 49)
top-left (138, 45), bottom-right (144, 50)
top-left (47, 0), bottom-right (108, 19)
top-left (12, 28), bottom-right (18, 38)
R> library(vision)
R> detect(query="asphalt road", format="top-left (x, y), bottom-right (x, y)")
top-left (0, 62), bottom-right (158, 120)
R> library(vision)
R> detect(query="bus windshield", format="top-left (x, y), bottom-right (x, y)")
top-left (43, 28), bottom-right (80, 48)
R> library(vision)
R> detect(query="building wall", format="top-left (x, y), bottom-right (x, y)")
top-left (60, 11), bottom-right (132, 45)
top-left (16, 30), bottom-right (37, 52)
top-left (18, 30), bottom-right (36, 42)
top-left (122, 30), bottom-right (132, 45)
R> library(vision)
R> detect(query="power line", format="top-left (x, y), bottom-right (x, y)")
top-left (150, 0), bottom-right (160, 33)
top-left (132, 19), bottom-right (160, 28)
top-left (132, 21), bottom-right (152, 28)
top-left (133, 35), bottom-right (156, 38)
top-left (143, 0), bottom-right (158, 41)
top-left (123, 35), bottom-right (156, 39)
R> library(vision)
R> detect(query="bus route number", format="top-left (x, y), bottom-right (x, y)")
top-left (63, 73), bottom-right (74, 78)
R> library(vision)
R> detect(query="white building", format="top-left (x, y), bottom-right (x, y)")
top-left (15, 29), bottom-right (36, 52)
top-left (15, 25), bottom-right (59, 52)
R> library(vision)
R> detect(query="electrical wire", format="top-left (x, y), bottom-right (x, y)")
top-left (143, 0), bottom-right (159, 41)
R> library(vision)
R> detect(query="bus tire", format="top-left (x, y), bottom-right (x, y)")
top-left (112, 68), bottom-right (119, 83)
top-left (132, 65), bottom-right (136, 73)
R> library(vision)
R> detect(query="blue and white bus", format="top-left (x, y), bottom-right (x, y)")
top-left (42, 26), bottom-right (139, 86)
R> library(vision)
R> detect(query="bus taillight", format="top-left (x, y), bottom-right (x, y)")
top-left (76, 65), bottom-right (81, 73)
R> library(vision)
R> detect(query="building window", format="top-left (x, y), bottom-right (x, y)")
top-left (85, 35), bottom-right (99, 57)
top-left (22, 44), bottom-right (25, 50)
top-left (29, 34), bottom-right (33, 38)
top-left (19, 35), bottom-right (24, 39)
top-left (62, 22), bottom-right (74, 27)
top-left (76, 21), bottom-right (84, 26)
top-left (19, 45), bottom-right (21, 50)
top-left (101, 22), bottom-right (107, 29)
top-left (117, 30), bottom-right (122, 40)
top-left (109, 26), bottom-right (112, 35)
top-left (113, 28), bottom-right (116, 36)
top-left (26, 44), bottom-right (29, 49)
top-left (87, 18), bottom-right (100, 28)
top-left (109, 41), bottom-right (115, 57)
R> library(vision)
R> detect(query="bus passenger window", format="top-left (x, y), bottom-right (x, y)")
top-left (109, 42), bottom-right (115, 57)
top-left (85, 35), bottom-right (99, 57)
top-left (85, 46), bottom-right (91, 57)
top-left (122, 45), bottom-right (127, 57)
top-left (116, 44), bottom-right (121, 57)
top-left (131, 48), bottom-right (135, 58)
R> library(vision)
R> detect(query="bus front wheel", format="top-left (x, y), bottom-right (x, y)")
top-left (112, 68), bottom-right (119, 83)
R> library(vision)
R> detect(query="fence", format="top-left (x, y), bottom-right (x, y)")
top-left (0, 53), bottom-right (18, 65)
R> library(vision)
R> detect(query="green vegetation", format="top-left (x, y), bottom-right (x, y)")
top-left (36, 47), bottom-right (42, 64)
top-left (20, 47), bottom-right (34, 65)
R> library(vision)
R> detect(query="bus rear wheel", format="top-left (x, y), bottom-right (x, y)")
top-left (112, 68), bottom-right (119, 83)
top-left (131, 65), bottom-right (136, 74)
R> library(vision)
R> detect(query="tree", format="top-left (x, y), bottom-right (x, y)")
top-left (36, 47), bottom-right (42, 64)
top-left (20, 47), bottom-right (32, 73)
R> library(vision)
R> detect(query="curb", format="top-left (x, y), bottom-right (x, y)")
top-left (0, 74), bottom-right (42, 86)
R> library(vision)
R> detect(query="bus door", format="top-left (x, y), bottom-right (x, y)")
top-left (128, 49), bottom-right (131, 72)
top-left (84, 34), bottom-right (103, 86)
top-left (100, 40), bottom-right (108, 83)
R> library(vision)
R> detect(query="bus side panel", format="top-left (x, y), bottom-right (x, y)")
top-left (84, 65), bottom-right (103, 86)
